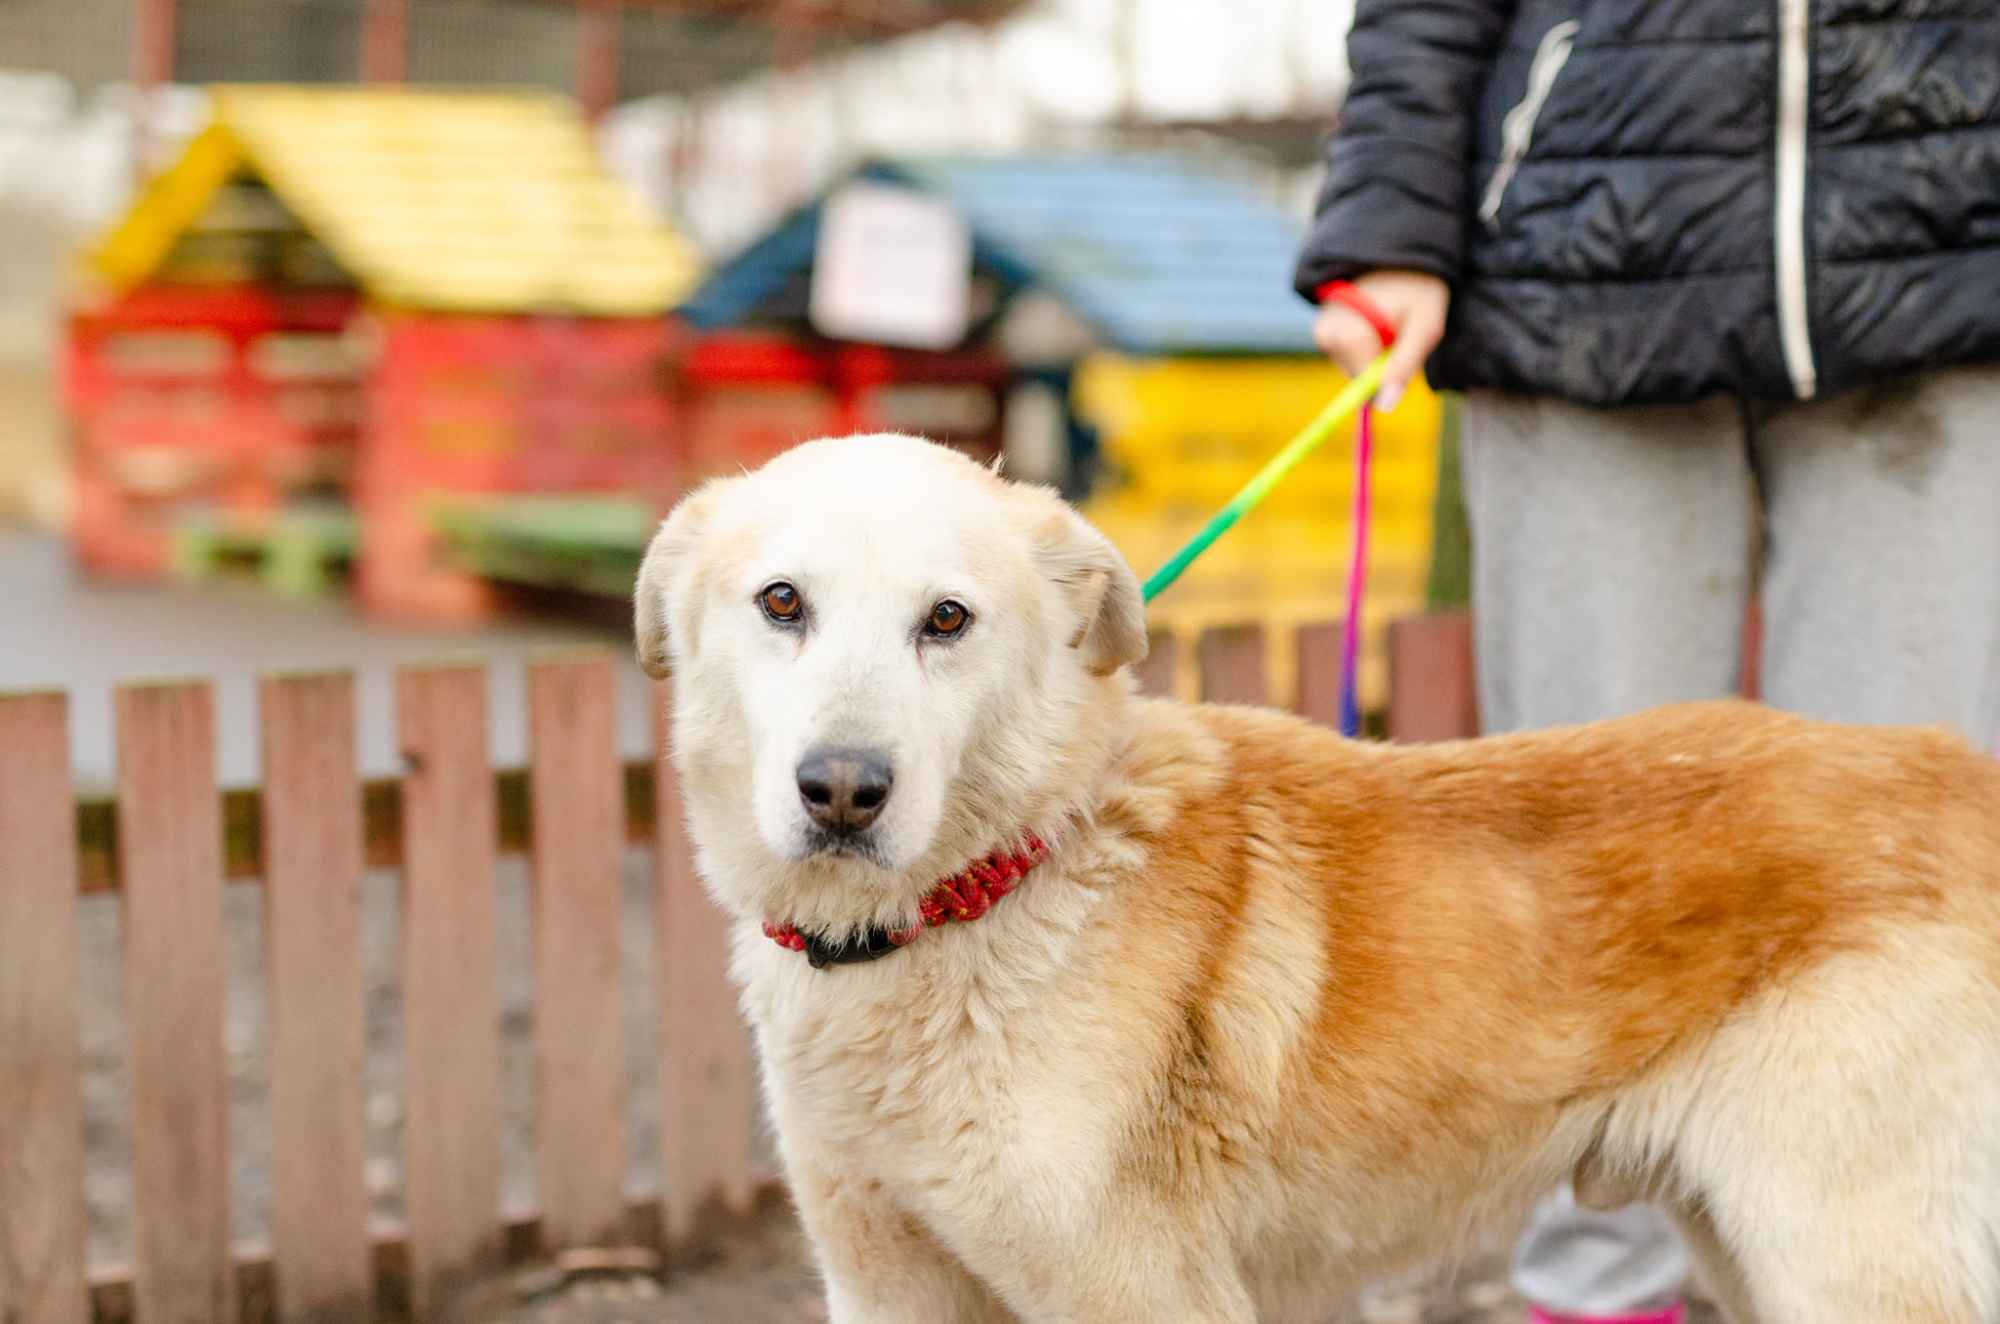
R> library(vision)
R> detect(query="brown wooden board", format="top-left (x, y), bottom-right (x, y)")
top-left (1293, 621), bottom-right (1345, 728)
top-left (396, 665), bottom-right (502, 1317)
top-left (260, 673), bottom-right (373, 1321)
top-left (1133, 629), bottom-right (1178, 699)
top-left (0, 692), bottom-right (88, 1324)
top-left (1197, 623), bottom-right (1269, 706)
top-left (527, 654), bottom-right (629, 1249)
top-left (1387, 612), bottom-right (1480, 742)
top-left (651, 680), bottom-right (756, 1244)
top-left (75, 764), bottom-right (662, 895)
top-left (116, 681), bottom-right (234, 1324)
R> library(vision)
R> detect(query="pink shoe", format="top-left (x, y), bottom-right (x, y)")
top-left (1528, 1307), bottom-right (1685, 1324)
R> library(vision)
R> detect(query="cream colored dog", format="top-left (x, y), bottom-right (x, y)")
top-left (635, 433), bottom-right (2000, 1323)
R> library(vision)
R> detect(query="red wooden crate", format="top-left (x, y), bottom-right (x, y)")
top-left (356, 312), bottom-right (681, 620)
top-left (676, 332), bottom-right (1007, 487)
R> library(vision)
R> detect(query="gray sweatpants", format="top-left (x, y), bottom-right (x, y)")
top-left (1459, 364), bottom-right (2000, 1315)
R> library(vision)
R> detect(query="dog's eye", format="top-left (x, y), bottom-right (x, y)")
top-left (924, 599), bottom-right (971, 638)
top-left (759, 582), bottom-right (803, 624)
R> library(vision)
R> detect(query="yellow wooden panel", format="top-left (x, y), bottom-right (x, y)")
top-left (85, 124), bottom-right (249, 290)
top-left (1078, 354), bottom-right (1446, 712)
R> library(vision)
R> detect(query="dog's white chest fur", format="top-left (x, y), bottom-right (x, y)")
top-left (731, 885), bottom-right (1136, 1295)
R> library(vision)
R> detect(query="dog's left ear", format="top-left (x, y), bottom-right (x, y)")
top-left (633, 488), bottom-right (714, 679)
top-left (1036, 503), bottom-right (1149, 677)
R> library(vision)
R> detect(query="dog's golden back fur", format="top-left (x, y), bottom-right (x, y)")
top-left (1121, 696), bottom-right (1997, 1108)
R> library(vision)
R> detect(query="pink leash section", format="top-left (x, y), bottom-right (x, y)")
top-left (1337, 400), bottom-right (1374, 738)
top-left (1529, 1307), bottom-right (1686, 1324)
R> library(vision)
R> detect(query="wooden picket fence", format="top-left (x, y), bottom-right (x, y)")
top-left (0, 613), bottom-right (1479, 1324)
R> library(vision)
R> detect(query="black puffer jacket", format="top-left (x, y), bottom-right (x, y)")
top-left (1294, 0), bottom-right (2000, 406)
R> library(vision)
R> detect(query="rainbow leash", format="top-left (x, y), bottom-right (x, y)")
top-left (1139, 352), bottom-right (1391, 738)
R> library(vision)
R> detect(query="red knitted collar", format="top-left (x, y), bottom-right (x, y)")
top-left (762, 831), bottom-right (1050, 970)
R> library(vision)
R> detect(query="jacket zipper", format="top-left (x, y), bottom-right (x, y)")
top-left (1775, 0), bottom-right (1818, 398)
top-left (1478, 20), bottom-right (1581, 227)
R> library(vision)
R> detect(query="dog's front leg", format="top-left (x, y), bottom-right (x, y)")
top-left (1051, 1266), bottom-right (1259, 1324)
top-left (792, 1166), bottom-right (1017, 1323)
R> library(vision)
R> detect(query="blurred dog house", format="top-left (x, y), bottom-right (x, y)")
top-left (65, 84), bottom-right (700, 618)
top-left (678, 153), bottom-right (1444, 709)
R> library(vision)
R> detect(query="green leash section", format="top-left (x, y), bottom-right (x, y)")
top-left (1139, 353), bottom-right (1391, 603)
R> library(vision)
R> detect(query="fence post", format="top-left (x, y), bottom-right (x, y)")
top-left (1741, 597), bottom-right (1763, 701)
top-left (359, 0), bottom-right (409, 84)
top-left (1292, 622), bottom-right (1345, 727)
top-left (1386, 613), bottom-right (1480, 742)
top-left (1134, 629), bottom-right (1178, 699)
top-left (128, 0), bottom-right (176, 182)
top-left (0, 693), bottom-right (87, 1324)
top-left (261, 673), bottom-right (372, 1322)
top-left (528, 655), bottom-right (629, 1249)
top-left (576, 0), bottom-right (623, 123)
top-left (116, 681), bottom-right (234, 1324)
top-left (653, 680), bottom-right (756, 1246)
top-left (398, 665), bottom-right (502, 1317)
top-left (1197, 623), bottom-right (1268, 706)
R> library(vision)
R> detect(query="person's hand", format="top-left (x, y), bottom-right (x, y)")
top-left (1312, 270), bottom-right (1450, 412)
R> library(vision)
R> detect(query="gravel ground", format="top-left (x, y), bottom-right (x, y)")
top-left (442, 1196), bottom-right (827, 1324)
top-left (442, 1203), bottom-right (1724, 1324)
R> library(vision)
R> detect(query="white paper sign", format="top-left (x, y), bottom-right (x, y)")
top-left (809, 182), bottom-right (973, 350)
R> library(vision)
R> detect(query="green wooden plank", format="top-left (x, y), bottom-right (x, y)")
top-left (431, 496), bottom-right (654, 598)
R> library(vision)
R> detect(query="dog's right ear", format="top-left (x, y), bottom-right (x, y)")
top-left (633, 490), bottom-right (712, 679)
top-left (1034, 502), bottom-right (1149, 677)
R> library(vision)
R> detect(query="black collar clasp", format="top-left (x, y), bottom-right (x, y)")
top-left (802, 925), bottom-right (903, 970)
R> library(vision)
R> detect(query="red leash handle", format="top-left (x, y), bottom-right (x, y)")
top-left (1316, 279), bottom-right (1400, 351)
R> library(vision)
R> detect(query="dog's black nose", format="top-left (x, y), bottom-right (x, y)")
top-left (796, 748), bottom-right (894, 833)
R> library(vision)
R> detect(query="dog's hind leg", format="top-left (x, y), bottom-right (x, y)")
top-left (1680, 1145), bottom-right (1992, 1322)
top-left (1673, 934), bottom-right (2000, 1323)
top-left (1717, 1215), bottom-right (1987, 1323)
top-left (1666, 1200), bottom-right (1761, 1324)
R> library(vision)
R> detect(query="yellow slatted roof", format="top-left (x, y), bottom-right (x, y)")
top-left (88, 85), bottom-right (702, 317)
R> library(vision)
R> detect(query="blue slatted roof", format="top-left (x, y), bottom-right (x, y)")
top-left (679, 153), bottom-right (1318, 356)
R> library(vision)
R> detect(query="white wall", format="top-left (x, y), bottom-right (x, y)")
top-left (0, 0), bottom-right (1359, 260)
top-left (603, 0), bottom-right (1356, 255)
top-left (0, 0), bottom-right (1359, 326)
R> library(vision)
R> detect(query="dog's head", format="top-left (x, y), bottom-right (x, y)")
top-left (635, 433), bottom-right (1147, 932)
